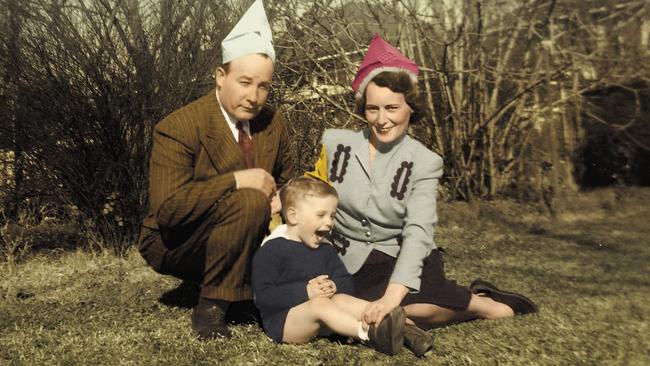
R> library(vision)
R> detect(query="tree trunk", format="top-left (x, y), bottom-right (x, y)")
top-left (3, 0), bottom-right (24, 220)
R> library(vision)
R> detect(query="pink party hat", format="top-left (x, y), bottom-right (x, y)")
top-left (351, 34), bottom-right (419, 97)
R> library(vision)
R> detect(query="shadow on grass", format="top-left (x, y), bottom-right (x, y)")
top-left (474, 205), bottom-right (630, 255)
top-left (158, 281), bottom-right (261, 325)
top-left (158, 281), bottom-right (199, 309)
top-left (531, 230), bottom-right (626, 254)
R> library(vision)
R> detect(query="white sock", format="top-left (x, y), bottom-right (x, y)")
top-left (357, 321), bottom-right (369, 341)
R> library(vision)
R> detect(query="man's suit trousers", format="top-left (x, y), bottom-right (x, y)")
top-left (139, 188), bottom-right (270, 301)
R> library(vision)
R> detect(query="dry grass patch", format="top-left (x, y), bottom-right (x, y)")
top-left (1, 188), bottom-right (649, 365)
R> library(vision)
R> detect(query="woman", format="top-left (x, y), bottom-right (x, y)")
top-left (316, 34), bottom-right (537, 354)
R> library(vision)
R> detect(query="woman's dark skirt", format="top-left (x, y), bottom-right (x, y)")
top-left (352, 249), bottom-right (472, 311)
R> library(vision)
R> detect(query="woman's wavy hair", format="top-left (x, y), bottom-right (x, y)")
top-left (354, 71), bottom-right (426, 124)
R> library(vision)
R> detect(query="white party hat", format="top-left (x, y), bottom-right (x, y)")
top-left (221, 0), bottom-right (275, 64)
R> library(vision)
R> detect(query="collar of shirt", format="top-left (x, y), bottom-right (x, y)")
top-left (215, 89), bottom-right (250, 142)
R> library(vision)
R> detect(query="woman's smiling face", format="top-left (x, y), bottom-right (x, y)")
top-left (364, 81), bottom-right (412, 146)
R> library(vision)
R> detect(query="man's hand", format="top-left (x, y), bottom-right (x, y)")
top-left (270, 192), bottom-right (281, 215)
top-left (233, 168), bottom-right (276, 197)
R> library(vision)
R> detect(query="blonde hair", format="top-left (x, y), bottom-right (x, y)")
top-left (280, 177), bottom-right (338, 217)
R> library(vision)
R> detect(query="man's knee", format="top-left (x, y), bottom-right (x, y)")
top-left (217, 188), bottom-right (270, 223)
top-left (234, 188), bottom-right (270, 213)
top-left (138, 227), bottom-right (166, 272)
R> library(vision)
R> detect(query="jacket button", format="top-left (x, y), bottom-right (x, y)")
top-left (361, 219), bottom-right (369, 226)
top-left (364, 231), bottom-right (371, 238)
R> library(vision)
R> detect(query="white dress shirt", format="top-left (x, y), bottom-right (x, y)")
top-left (215, 89), bottom-right (250, 141)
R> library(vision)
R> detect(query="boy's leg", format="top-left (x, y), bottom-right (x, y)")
top-left (331, 293), bottom-right (370, 319)
top-left (331, 294), bottom-right (431, 356)
top-left (283, 297), bottom-right (362, 343)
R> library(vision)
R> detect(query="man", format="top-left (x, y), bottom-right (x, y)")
top-left (138, 0), bottom-right (294, 339)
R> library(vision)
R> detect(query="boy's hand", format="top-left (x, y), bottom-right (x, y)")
top-left (306, 281), bottom-right (321, 299)
top-left (307, 275), bottom-right (335, 298)
top-left (321, 279), bottom-right (337, 297)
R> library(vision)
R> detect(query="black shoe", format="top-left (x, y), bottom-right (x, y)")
top-left (191, 297), bottom-right (231, 339)
top-left (226, 300), bottom-right (262, 325)
top-left (367, 307), bottom-right (405, 355)
top-left (403, 324), bottom-right (434, 357)
top-left (469, 279), bottom-right (538, 315)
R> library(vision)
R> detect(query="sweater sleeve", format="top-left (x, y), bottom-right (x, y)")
top-left (252, 241), bottom-right (309, 314)
top-left (325, 245), bottom-right (354, 295)
top-left (389, 151), bottom-right (443, 292)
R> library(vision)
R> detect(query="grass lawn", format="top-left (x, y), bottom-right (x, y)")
top-left (1, 188), bottom-right (649, 365)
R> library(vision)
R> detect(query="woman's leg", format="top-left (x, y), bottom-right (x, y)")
top-left (404, 303), bottom-right (471, 326)
top-left (467, 293), bottom-right (515, 319)
top-left (282, 296), bottom-right (365, 343)
top-left (404, 293), bottom-right (514, 328)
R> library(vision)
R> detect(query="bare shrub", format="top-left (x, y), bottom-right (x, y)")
top-left (1, 0), bottom-right (647, 253)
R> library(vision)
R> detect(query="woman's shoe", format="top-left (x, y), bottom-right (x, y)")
top-left (470, 279), bottom-right (538, 315)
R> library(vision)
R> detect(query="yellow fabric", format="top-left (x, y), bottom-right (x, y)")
top-left (268, 213), bottom-right (283, 232)
top-left (303, 144), bottom-right (330, 184)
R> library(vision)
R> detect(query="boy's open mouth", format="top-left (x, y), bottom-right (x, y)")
top-left (315, 229), bottom-right (330, 240)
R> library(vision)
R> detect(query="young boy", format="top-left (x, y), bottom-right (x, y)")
top-left (251, 176), bottom-right (405, 355)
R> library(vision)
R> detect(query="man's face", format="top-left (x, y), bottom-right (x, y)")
top-left (290, 195), bottom-right (338, 249)
top-left (216, 53), bottom-right (274, 121)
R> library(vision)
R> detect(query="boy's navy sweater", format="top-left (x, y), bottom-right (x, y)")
top-left (251, 237), bottom-right (354, 342)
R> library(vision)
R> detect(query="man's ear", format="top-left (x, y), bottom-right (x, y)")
top-left (215, 67), bottom-right (226, 89)
top-left (285, 207), bottom-right (298, 226)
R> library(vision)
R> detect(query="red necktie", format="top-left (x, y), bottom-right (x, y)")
top-left (236, 121), bottom-right (254, 168)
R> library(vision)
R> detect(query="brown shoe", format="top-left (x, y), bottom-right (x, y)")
top-left (191, 297), bottom-right (231, 339)
top-left (367, 307), bottom-right (405, 355)
top-left (403, 324), bottom-right (434, 357)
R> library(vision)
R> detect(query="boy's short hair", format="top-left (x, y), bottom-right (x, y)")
top-left (280, 177), bottom-right (338, 216)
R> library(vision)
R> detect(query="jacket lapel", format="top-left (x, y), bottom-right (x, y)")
top-left (199, 90), bottom-right (246, 173)
top-left (353, 129), bottom-right (371, 180)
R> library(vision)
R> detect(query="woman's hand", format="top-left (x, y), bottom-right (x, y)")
top-left (362, 300), bottom-right (394, 326)
top-left (362, 283), bottom-right (409, 325)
